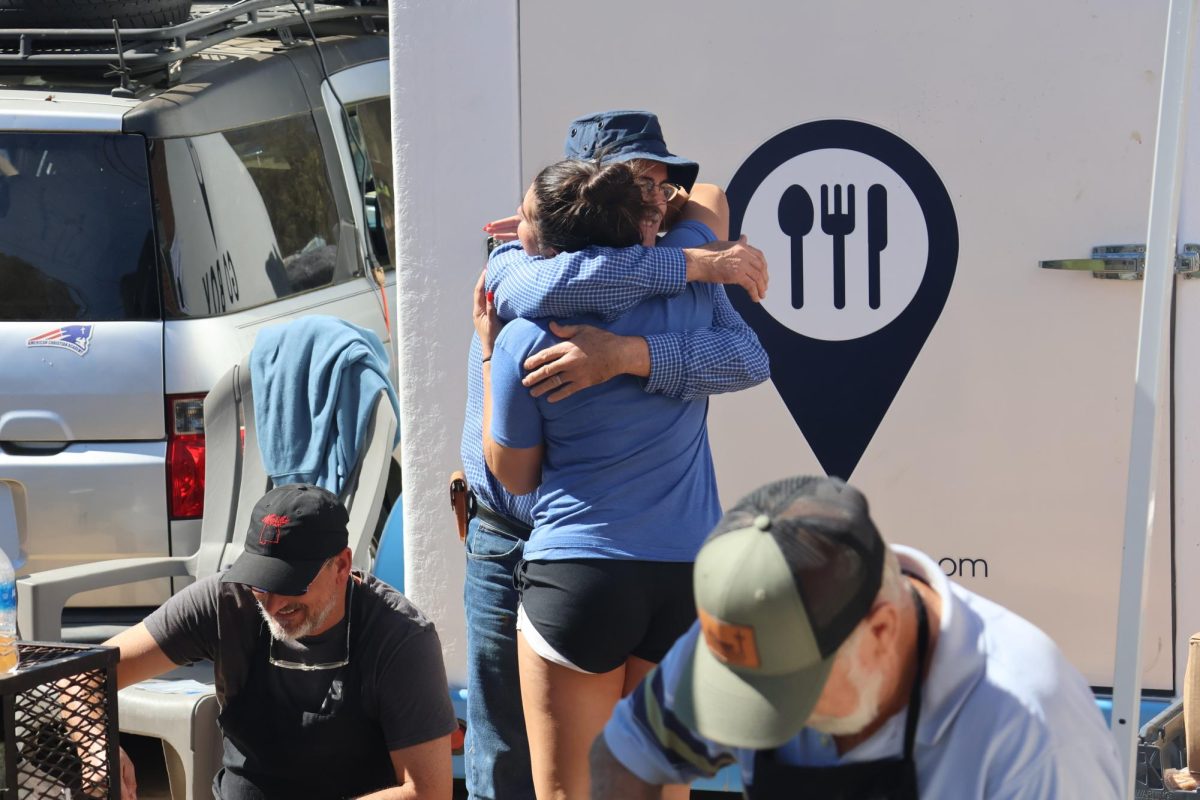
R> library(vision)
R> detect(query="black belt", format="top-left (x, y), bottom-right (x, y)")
top-left (472, 495), bottom-right (533, 541)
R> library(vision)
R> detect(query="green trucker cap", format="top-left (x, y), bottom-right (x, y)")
top-left (675, 476), bottom-right (886, 749)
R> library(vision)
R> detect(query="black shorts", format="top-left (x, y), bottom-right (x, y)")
top-left (515, 558), bottom-right (696, 674)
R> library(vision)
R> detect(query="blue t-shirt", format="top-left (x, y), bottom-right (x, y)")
top-left (488, 226), bottom-right (722, 561)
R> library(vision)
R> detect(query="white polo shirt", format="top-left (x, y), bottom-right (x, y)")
top-left (603, 546), bottom-right (1123, 798)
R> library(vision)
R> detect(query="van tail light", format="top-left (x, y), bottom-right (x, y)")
top-left (167, 394), bottom-right (206, 520)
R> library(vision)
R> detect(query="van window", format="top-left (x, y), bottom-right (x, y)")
top-left (0, 133), bottom-right (158, 322)
top-left (153, 115), bottom-right (343, 318)
top-left (346, 99), bottom-right (394, 269)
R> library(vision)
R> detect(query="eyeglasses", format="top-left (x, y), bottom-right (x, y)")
top-left (267, 581), bottom-right (353, 671)
top-left (637, 178), bottom-right (683, 203)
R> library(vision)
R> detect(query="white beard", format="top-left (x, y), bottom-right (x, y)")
top-left (257, 590), bottom-right (338, 644)
top-left (806, 652), bottom-right (885, 737)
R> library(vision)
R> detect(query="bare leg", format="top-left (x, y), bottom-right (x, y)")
top-left (519, 631), bottom-right (627, 800)
top-left (623, 656), bottom-right (690, 800)
top-left (621, 654), bottom-right (657, 696)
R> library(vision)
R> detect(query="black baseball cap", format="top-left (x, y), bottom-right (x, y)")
top-left (674, 476), bottom-right (887, 748)
top-left (221, 484), bottom-right (349, 595)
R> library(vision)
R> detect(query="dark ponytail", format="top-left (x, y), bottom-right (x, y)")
top-left (531, 159), bottom-right (654, 253)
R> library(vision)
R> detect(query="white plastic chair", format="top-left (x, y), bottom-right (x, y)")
top-left (16, 352), bottom-right (397, 799)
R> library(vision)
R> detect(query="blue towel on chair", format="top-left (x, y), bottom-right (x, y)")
top-left (250, 316), bottom-right (400, 496)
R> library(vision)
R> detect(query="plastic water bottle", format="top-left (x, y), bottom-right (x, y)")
top-left (0, 547), bottom-right (19, 674)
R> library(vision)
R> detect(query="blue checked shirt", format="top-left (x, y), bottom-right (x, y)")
top-left (462, 223), bottom-right (768, 521)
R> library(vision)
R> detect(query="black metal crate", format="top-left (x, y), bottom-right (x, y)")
top-left (0, 642), bottom-right (119, 799)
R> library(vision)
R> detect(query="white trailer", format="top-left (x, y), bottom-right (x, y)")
top-left (388, 0), bottom-right (1199, 790)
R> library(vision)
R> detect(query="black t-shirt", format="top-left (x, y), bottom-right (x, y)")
top-left (144, 572), bottom-right (457, 753)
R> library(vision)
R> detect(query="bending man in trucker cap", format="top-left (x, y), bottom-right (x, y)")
top-left (461, 109), bottom-right (768, 800)
top-left (591, 476), bottom-right (1123, 799)
top-left (106, 484), bottom-right (456, 800)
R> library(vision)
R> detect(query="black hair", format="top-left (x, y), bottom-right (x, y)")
top-left (530, 159), bottom-right (656, 253)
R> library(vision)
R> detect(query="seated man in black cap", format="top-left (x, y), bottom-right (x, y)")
top-left (106, 484), bottom-right (456, 800)
top-left (590, 476), bottom-right (1122, 800)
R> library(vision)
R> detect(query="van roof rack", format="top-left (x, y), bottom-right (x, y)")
top-left (0, 0), bottom-right (386, 76)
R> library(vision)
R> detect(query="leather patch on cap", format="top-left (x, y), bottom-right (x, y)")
top-left (698, 608), bottom-right (760, 669)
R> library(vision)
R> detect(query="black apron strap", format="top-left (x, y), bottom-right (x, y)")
top-left (901, 583), bottom-right (928, 761)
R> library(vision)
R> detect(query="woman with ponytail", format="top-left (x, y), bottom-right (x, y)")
top-left (476, 157), bottom-right (728, 799)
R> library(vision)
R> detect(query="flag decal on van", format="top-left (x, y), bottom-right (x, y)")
top-left (26, 325), bottom-right (94, 356)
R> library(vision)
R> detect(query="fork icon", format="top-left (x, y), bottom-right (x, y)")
top-left (820, 184), bottom-right (856, 309)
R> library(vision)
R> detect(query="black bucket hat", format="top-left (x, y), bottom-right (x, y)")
top-left (563, 110), bottom-right (700, 192)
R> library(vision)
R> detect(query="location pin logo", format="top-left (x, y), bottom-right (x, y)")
top-left (727, 120), bottom-right (958, 479)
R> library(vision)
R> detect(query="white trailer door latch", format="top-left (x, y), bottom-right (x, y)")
top-left (1040, 243), bottom-right (1200, 280)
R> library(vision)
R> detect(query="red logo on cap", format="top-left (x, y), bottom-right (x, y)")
top-left (259, 513), bottom-right (290, 545)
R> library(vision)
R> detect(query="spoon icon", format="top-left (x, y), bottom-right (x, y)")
top-left (777, 184), bottom-right (815, 309)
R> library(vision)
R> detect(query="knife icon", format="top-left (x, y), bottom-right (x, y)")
top-left (867, 184), bottom-right (888, 310)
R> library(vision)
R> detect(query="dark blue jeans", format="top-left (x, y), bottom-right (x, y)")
top-left (463, 515), bottom-right (535, 800)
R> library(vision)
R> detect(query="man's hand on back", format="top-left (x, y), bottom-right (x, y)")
top-left (522, 322), bottom-right (650, 402)
top-left (684, 235), bottom-right (769, 302)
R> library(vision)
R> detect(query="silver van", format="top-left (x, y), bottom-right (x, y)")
top-left (0, 1), bottom-right (395, 609)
